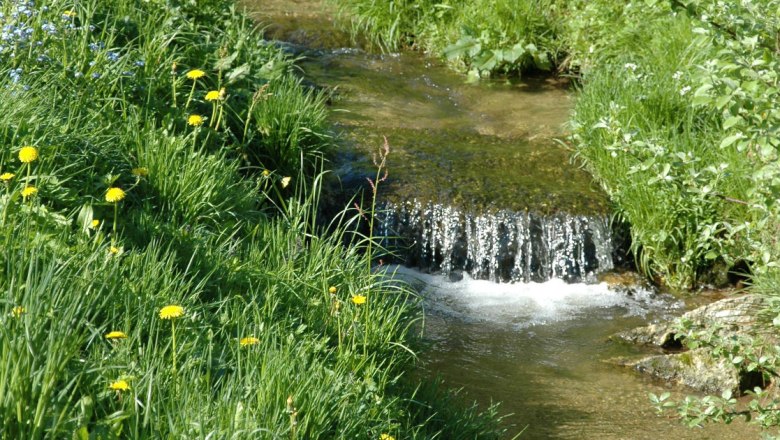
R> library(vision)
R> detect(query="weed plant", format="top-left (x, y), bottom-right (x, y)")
top-left (0, 0), bottom-right (504, 438)
top-left (570, 11), bottom-right (753, 289)
top-left (333, 0), bottom-right (562, 77)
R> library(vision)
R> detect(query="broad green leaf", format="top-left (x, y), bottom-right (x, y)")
top-left (722, 116), bottom-right (742, 130)
top-left (692, 95), bottom-right (712, 106)
top-left (444, 36), bottom-right (480, 60)
top-left (719, 134), bottom-right (743, 149)
top-left (214, 51), bottom-right (239, 70)
top-left (503, 43), bottom-right (526, 63)
top-left (475, 51), bottom-right (498, 71)
top-left (714, 94), bottom-right (732, 109)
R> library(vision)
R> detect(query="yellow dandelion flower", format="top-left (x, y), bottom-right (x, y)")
top-left (105, 331), bottom-right (128, 340)
top-left (205, 90), bottom-right (221, 101)
top-left (159, 305), bottom-right (184, 320)
top-left (262, 169), bottom-right (270, 177)
top-left (90, 219), bottom-right (100, 229)
top-left (18, 146), bottom-right (38, 163)
top-left (11, 306), bottom-right (25, 318)
top-left (380, 435), bottom-right (395, 440)
top-left (240, 336), bottom-right (260, 346)
top-left (281, 176), bottom-right (291, 188)
top-left (185, 69), bottom-right (205, 80)
top-left (328, 286), bottom-right (337, 294)
top-left (105, 187), bottom-right (125, 203)
top-left (109, 379), bottom-right (130, 391)
top-left (187, 114), bottom-right (204, 127)
top-left (108, 246), bottom-right (121, 255)
top-left (131, 167), bottom-right (148, 177)
top-left (21, 186), bottom-right (37, 198)
top-left (351, 294), bottom-right (367, 305)
top-left (0, 172), bottom-right (14, 182)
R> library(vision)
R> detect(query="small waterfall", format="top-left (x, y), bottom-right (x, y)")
top-left (378, 200), bottom-right (616, 283)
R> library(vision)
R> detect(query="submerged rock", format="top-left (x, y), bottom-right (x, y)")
top-left (610, 293), bottom-right (771, 394)
top-left (616, 349), bottom-right (739, 395)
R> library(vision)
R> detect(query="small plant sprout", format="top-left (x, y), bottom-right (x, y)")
top-left (205, 89), bottom-right (223, 128)
top-left (215, 88), bottom-right (227, 129)
top-left (286, 395), bottom-right (298, 440)
top-left (239, 336), bottom-right (260, 347)
top-left (18, 146), bottom-right (38, 199)
top-left (105, 331), bottom-right (128, 340)
top-left (105, 187), bottom-right (126, 243)
top-left (11, 306), bottom-right (25, 318)
top-left (187, 114), bottom-right (204, 127)
top-left (21, 185), bottom-right (37, 201)
top-left (171, 62), bottom-right (178, 107)
top-left (159, 305), bottom-right (185, 375)
top-left (108, 379), bottom-right (130, 392)
top-left (365, 137), bottom-right (389, 276)
top-left (184, 69), bottom-right (205, 109)
top-left (18, 146), bottom-right (38, 164)
top-left (0, 173), bottom-right (13, 225)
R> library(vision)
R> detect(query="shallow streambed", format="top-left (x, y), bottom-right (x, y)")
top-left (242, 0), bottom-right (607, 215)
top-left (396, 266), bottom-right (757, 439)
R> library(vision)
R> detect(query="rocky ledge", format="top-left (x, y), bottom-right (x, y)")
top-left (609, 293), bottom-right (773, 395)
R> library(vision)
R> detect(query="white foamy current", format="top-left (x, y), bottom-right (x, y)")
top-left (387, 265), bottom-right (683, 329)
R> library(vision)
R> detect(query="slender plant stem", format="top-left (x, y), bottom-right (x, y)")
top-left (185, 81), bottom-right (196, 110)
top-left (112, 202), bottom-right (118, 245)
top-left (171, 319), bottom-right (177, 375)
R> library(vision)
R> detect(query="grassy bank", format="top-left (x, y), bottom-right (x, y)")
top-left (0, 0), bottom-right (506, 437)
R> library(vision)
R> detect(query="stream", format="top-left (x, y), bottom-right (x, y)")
top-left (243, 1), bottom-right (757, 438)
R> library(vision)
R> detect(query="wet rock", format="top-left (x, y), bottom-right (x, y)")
top-left (599, 271), bottom-right (653, 296)
top-left (612, 293), bottom-right (768, 347)
top-left (623, 349), bottom-right (739, 395)
top-left (611, 293), bottom-right (772, 394)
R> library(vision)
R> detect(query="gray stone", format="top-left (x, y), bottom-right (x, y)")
top-left (623, 349), bottom-right (739, 395)
top-left (612, 294), bottom-right (769, 347)
top-left (611, 294), bottom-right (772, 394)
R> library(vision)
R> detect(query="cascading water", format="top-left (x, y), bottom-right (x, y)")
top-left (379, 200), bottom-right (616, 283)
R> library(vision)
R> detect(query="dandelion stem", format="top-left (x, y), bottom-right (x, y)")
top-left (215, 102), bottom-right (224, 131)
top-left (112, 202), bottom-right (118, 245)
top-left (2, 185), bottom-right (9, 227)
top-left (185, 81), bottom-right (196, 110)
top-left (171, 319), bottom-right (177, 375)
top-left (171, 64), bottom-right (178, 108)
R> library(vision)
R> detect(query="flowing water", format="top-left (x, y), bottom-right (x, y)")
top-left (242, 1), bottom-right (758, 437)
top-left (396, 266), bottom-right (755, 439)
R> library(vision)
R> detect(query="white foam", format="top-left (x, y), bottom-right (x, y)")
top-left (386, 265), bottom-right (681, 328)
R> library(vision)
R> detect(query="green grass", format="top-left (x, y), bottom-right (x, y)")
top-left (0, 0), bottom-right (505, 438)
top-left (334, 0), bottom-right (562, 77)
top-left (569, 12), bottom-right (751, 289)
